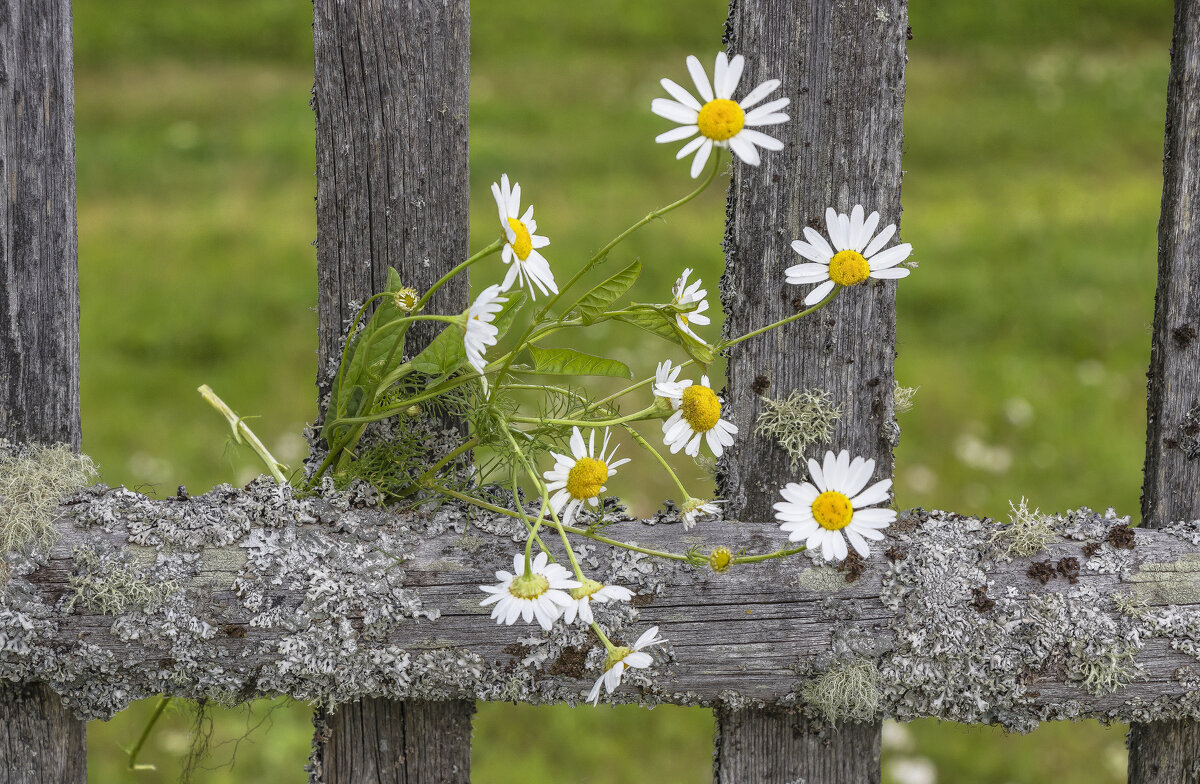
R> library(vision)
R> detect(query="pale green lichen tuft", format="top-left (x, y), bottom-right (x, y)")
top-left (1067, 641), bottom-right (1143, 696)
top-left (754, 389), bottom-right (841, 469)
top-left (0, 441), bottom-right (98, 553)
top-left (801, 659), bottom-right (880, 725)
top-left (990, 497), bottom-right (1057, 557)
top-left (67, 545), bottom-right (178, 615)
top-left (1114, 592), bottom-right (1150, 619)
top-left (893, 384), bottom-right (919, 414)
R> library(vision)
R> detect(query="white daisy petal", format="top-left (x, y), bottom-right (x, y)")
top-left (804, 280), bottom-right (835, 306)
top-left (871, 267), bottom-right (911, 280)
top-left (689, 138), bottom-right (714, 178)
top-left (739, 78), bottom-right (781, 109)
top-left (656, 125), bottom-right (700, 144)
top-left (651, 98), bottom-right (700, 125)
top-left (686, 55), bottom-right (714, 102)
top-left (863, 222), bottom-right (897, 258)
top-left (659, 77), bottom-right (703, 111)
top-left (738, 128), bottom-right (784, 151)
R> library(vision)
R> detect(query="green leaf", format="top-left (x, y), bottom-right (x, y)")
top-left (613, 305), bottom-right (714, 365)
top-left (526, 346), bottom-right (632, 379)
top-left (573, 260), bottom-right (641, 324)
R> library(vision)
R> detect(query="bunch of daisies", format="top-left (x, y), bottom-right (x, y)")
top-left (300, 52), bottom-right (914, 705)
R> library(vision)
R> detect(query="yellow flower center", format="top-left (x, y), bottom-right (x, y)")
top-left (709, 547), bottom-right (733, 573)
top-left (828, 250), bottom-right (871, 287)
top-left (811, 490), bottom-right (854, 530)
top-left (569, 578), bottom-right (604, 601)
top-left (603, 646), bottom-right (632, 671)
top-left (566, 457), bottom-right (608, 500)
top-left (506, 217), bottom-right (533, 261)
top-left (697, 98), bottom-right (745, 141)
top-left (509, 572), bottom-right (549, 600)
top-left (681, 385), bottom-right (721, 432)
top-left (392, 287), bottom-right (419, 312)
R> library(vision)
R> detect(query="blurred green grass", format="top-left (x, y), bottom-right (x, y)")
top-left (76, 0), bottom-right (1171, 781)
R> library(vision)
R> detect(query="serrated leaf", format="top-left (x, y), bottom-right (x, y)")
top-left (573, 260), bottom-right (641, 324)
top-left (526, 346), bottom-right (632, 379)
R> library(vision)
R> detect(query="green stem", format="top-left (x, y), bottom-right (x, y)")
top-left (591, 621), bottom-right (617, 653)
top-left (198, 385), bottom-right (289, 484)
top-left (436, 483), bottom-right (554, 556)
top-left (417, 437), bottom-right (479, 487)
top-left (732, 545), bottom-right (807, 564)
top-left (722, 286), bottom-right (842, 350)
top-left (508, 405), bottom-right (660, 430)
top-left (623, 425), bottom-right (690, 501)
top-left (127, 696), bottom-right (171, 771)
top-left (435, 484), bottom-right (693, 563)
top-left (488, 151), bottom-right (724, 398)
top-left (415, 238), bottom-right (503, 313)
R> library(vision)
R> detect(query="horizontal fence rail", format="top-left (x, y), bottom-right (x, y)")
top-left (4, 482), bottom-right (1200, 731)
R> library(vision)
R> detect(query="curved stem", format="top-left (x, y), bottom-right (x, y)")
top-left (127, 696), bottom-right (171, 771)
top-left (722, 286), bottom-right (841, 350)
top-left (417, 437), bottom-right (479, 487)
top-left (488, 151), bottom-right (724, 399)
top-left (508, 405), bottom-right (660, 430)
top-left (198, 385), bottom-right (288, 484)
top-left (732, 545), bottom-right (807, 564)
top-left (415, 238), bottom-right (503, 313)
top-left (623, 425), bottom-right (690, 501)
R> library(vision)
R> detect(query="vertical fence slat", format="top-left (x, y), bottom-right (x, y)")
top-left (309, 1), bottom-right (473, 782)
top-left (0, 0), bottom-right (86, 781)
top-left (718, 0), bottom-right (908, 781)
top-left (1131, 0), bottom-right (1200, 780)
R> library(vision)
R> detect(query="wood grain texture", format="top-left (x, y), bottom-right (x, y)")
top-left (719, 0), bottom-right (908, 779)
top-left (0, 684), bottom-right (86, 784)
top-left (316, 699), bottom-right (474, 784)
top-left (0, 0), bottom-right (80, 449)
top-left (1133, 1), bottom-right (1200, 781)
top-left (312, 0), bottom-right (471, 394)
top-left (0, 2), bottom-right (85, 781)
top-left (311, 1), bottom-right (473, 781)
top-left (714, 707), bottom-right (881, 784)
top-left (12, 489), bottom-right (1200, 732)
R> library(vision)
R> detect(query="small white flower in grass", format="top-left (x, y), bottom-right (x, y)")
top-left (681, 497), bottom-right (722, 530)
top-left (479, 551), bottom-right (580, 631)
top-left (653, 53), bottom-right (790, 177)
top-left (670, 268), bottom-right (711, 341)
top-left (660, 375), bottom-right (738, 457)
top-left (653, 359), bottom-right (688, 403)
top-left (543, 427), bottom-right (631, 525)
top-left (563, 578), bottom-right (634, 625)
top-left (588, 626), bottom-right (666, 706)
top-left (490, 174), bottom-right (557, 298)
top-left (464, 284), bottom-right (507, 375)
top-left (773, 449), bottom-right (896, 562)
top-left (786, 205), bottom-right (913, 306)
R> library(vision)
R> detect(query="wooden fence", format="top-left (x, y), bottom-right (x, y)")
top-left (2, 0), bottom-right (1200, 781)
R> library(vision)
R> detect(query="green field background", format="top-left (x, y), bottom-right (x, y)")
top-left (74, 0), bottom-right (1171, 781)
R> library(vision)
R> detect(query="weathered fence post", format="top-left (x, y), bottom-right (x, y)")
top-left (308, 1), bottom-right (474, 782)
top-left (1130, 1), bottom-right (1200, 781)
top-left (717, 0), bottom-right (907, 781)
top-left (0, 0), bottom-right (86, 781)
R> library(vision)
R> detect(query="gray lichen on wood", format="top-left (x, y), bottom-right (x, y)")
top-left (10, 470), bottom-right (1200, 730)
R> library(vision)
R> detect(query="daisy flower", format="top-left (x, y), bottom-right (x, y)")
top-left (681, 497), bottom-right (722, 530)
top-left (786, 205), bottom-right (913, 307)
top-left (543, 427), bottom-right (631, 525)
top-left (652, 53), bottom-right (789, 177)
top-left (491, 174), bottom-right (557, 298)
top-left (660, 375), bottom-right (738, 457)
top-left (653, 359), bottom-right (688, 402)
top-left (563, 578), bottom-right (634, 625)
top-left (773, 449), bottom-right (896, 562)
top-left (588, 626), bottom-right (666, 706)
top-left (464, 284), bottom-right (507, 375)
top-left (670, 268), bottom-right (711, 341)
top-left (479, 551), bottom-right (581, 631)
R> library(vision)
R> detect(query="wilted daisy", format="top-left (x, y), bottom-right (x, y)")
top-left (773, 449), bottom-right (896, 562)
top-left (464, 284), bottom-right (507, 375)
top-left (660, 375), bottom-right (738, 457)
top-left (786, 205), bottom-right (913, 306)
top-left (479, 551), bottom-right (580, 631)
top-left (681, 497), bottom-right (722, 530)
top-left (670, 268), bottom-right (711, 341)
top-left (543, 427), bottom-right (631, 525)
top-left (491, 174), bottom-right (557, 298)
top-left (652, 53), bottom-right (789, 177)
top-left (588, 626), bottom-right (666, 706)
top-left (563, 578), bottom-right (634, 625)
